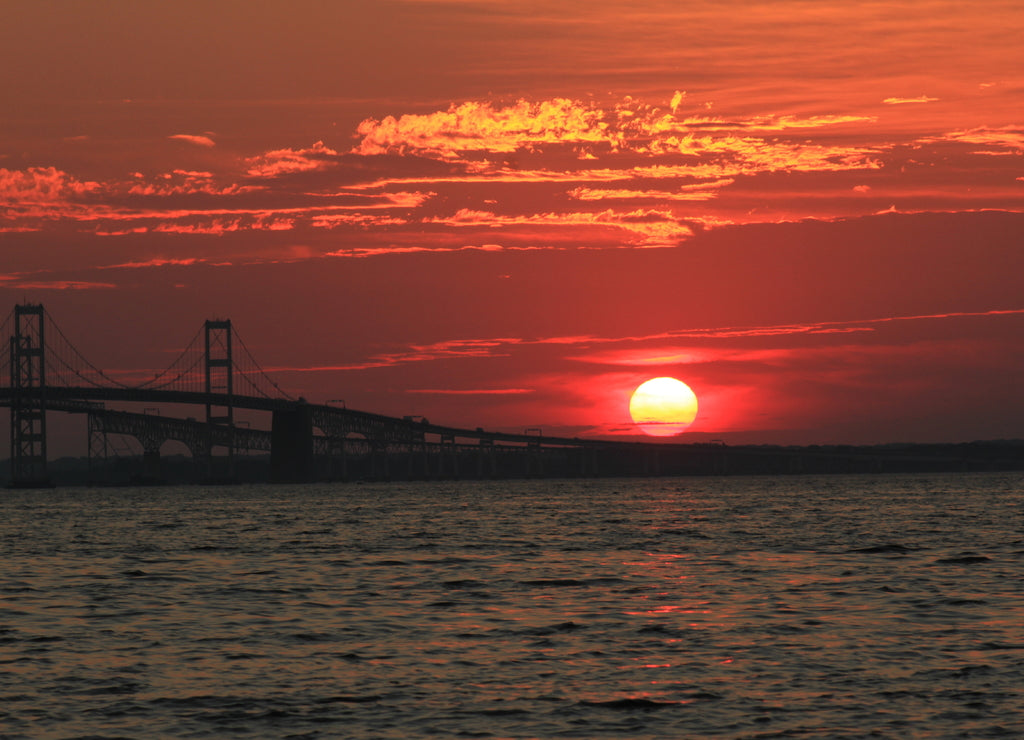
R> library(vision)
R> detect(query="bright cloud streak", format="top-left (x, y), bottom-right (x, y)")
top-left (289, 308), bottom-right (1024, 373)
top-left (883, 96), bottom-right (940, 105)
top-left (246, 141), bottom-right (340, 177)
top-left (353, 99), bottom-right (613, 157)
top-left (406, 388), bottom-right (535, 395)
top-left (169, 134), bottom-right (217, 147)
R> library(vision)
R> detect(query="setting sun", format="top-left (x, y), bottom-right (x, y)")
top-left (629, 377), bottom-right (699, 437)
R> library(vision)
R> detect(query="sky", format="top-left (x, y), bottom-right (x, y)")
top-left (2, 0), bottom-right (1024, 449)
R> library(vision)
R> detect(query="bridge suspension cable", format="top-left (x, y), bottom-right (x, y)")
top-left (134, 326), bottom-right (206, 392)
top-left (0, 308), bottom-right (12, 388)
top-left (231, 326), bottom-right (297, 401)
top-left (0, 305), bottom-right (294, 400)
top-left (43, 309), bottom-right (140, 389)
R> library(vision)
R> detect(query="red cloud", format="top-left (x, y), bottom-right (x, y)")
top-left (351, 97), bottom-right (883, 180)
top-left (353, 99), bottom-right (611, 158)
top-left (169, 134), bottom-right (216, 147)
top-left (1, 280), bottom-right (117, 290)
top-left (318, 307), bottom-right (1024, 375)
top-left (426, 207), bottom-right (693, 246)
top-left (127, 170), bottom-right (256, 196)
top-left (406, 388), bottom-right (534, 395)
top-left (246, 140), bottom-right (339, 177)
top-left (152, 219), bottom-right (243, 235)
top-left (883, 96), bottom-right (939, 104)
top-left (0, 166), bottom-right (101, 204)
top-left (99, 257), bottom-right (205, 270)
top-left (569, 180), bottom-right (731, 201)
top-left (930, 126), bottom-right (1024, 152)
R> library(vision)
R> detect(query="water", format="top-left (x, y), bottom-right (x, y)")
top-left (2, 473), bottom-right (1023, 739)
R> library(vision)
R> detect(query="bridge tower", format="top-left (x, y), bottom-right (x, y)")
top-left (204, 319), bottom-right (235, 479)
top-left (8, 304), bottom-right (50, 487)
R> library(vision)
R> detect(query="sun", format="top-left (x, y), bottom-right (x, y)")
top-left (629, 377), bottom-right (698, 437)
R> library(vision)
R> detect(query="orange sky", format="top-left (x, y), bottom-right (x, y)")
top-left (3, 1), bottom-right (1024, 448)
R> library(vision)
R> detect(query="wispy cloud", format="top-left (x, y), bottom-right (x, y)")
top-left (2, 91), bottom-right (1018, 271)
top-left (883, 96), bottom-right (939, 105)
top-left (425, 206), bottom-right (693, 246)
top-left (570, 309), bottom-right (1024, 351)
top-left (126, 170), bottom-right (255, 196)
top-left (1, 166), bottom-right (101, 204)
top-left (284, 308), bottom-right (1024, 374)
top-left (928, 126), bottom-right (1024, 152)
top-left (246, 140), bottom-right (339, 177)
top-left (324, 243), bottom-right (541, 258)
top-left (98, 257), bottom-right (205, 270)
top-left (353, 99), bottom-right (612, 158)
top-left (0, 279), bottom-right (117, 290)
top-left (406, 387), bottom-right (535, 395)
top-left (169, 134), bottom-right (216, 147)
top-left (351, 97), bottom-right (883, 174)
top-left (569, 181), bottom-right (730, 201)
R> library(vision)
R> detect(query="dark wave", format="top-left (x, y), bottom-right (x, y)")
top-left (579, 698), bottom-right (682, 710)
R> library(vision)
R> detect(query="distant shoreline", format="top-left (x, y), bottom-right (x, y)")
top-left (5, 439), bottom-right (1022, 488)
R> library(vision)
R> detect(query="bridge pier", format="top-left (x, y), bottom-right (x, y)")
top-left (578, 447), bottom-right (598, 477)
top-left (525, 442), bottom-right (542, 478)
top-left (370, 442), bottom-right (390, 481)
top-left (142, 447), bottom-right (162, 482)
top-left (478, 438), bottom-right (495, 478)
top-left (440, 434), bottom-right (458, 479)
top-left (329, 437), bottom-right (348, 481)
top-left (644, 447), bottom-right (660, 476)
top-left (271, 405), bottom-right (314, 482)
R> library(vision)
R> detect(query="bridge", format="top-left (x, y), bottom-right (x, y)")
top-left (7, 304), bottom-right (1012, 488)
top-left (4, 303), bottom-right (728, 487)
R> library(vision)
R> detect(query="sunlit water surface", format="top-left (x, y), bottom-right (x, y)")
top-left (2, 473), bottom-right (1023, 739)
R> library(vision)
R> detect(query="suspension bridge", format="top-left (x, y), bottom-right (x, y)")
top-left (3, 303), bottom-right (729, 487)
top-left (7, 304), bottom-right (1009, 488)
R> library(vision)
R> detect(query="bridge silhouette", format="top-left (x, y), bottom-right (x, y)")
top-left (7, 304), bottom-right (1008, 488)
top-left (3, 303), bottom-right (735, 487)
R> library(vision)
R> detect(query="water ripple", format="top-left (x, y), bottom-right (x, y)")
top-left (1, 473), bottom-right (1023, 738)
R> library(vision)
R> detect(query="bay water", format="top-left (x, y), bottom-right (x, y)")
top-left (2, 473), bottom-right (1023, 738)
